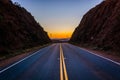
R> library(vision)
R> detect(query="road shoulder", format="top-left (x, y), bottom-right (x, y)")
top-left (70, 43), bottom-right (120, 64)
top-left (0, 44), bottom-right (50, 70)
top-left (79, 47), bottom-right (120, 64)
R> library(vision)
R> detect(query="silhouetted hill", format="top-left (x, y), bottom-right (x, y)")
top-left (70, 0), bottom-right (120, 53)
top-left (0, 0), bottom-right (51, 54)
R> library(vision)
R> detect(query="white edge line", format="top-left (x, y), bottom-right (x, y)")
top-left (78, 47), bottom-right (120, 66)
top-left (0, 49), bottom-right (41, 74)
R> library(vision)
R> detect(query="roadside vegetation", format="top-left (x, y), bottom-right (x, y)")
top-left (0, 14), bottom-right (3, 21)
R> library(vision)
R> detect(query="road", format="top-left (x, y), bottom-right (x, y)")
top-left (0, 43), bottom-right (120, 80)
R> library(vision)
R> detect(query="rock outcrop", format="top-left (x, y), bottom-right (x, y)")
top-left (70, 0), bottom-right (120, 52)
top-left (0, 0), bottom-right (51, 54)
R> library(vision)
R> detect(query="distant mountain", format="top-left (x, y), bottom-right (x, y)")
top-left (0, 0), bottom-right (51, 54)
top-left (70, 0), bottom-right (120, 52)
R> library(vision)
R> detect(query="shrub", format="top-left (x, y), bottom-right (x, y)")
top-left (0, 15), bottom-right (3, 21)
top-left (102, 45), bottom-right (112, 51)
top-left (14, 2), bottom-right (21, 7)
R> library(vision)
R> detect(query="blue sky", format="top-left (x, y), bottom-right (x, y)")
top-left (12, 0), bottom-right (103, 38)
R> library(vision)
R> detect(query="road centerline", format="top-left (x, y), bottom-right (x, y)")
top-left (60, 44), bottom-right (68, 80)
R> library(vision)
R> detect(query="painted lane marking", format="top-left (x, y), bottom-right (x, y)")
top-left (60, 45), bottom-right (64, 80)
top-left (68, 43), bottom-right (120, 66)
top-left (79, 48), bottom-right (120, 66)
top-left (69, 43), bottom-right (120, 66)
top-left (0, 46), bottom-right (50, 74)
top-left (0, 50), bottom-right (43, 74)
top-left (60, 44), bottom-right (68, 80)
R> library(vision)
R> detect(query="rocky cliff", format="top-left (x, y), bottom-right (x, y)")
top-left (70, 0), bottom-right (120, 52)
top-left (0, 0), bottom-right (51, 54)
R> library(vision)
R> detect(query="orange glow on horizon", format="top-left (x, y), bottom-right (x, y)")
top-left (48, 32), bottom-right (72, 39)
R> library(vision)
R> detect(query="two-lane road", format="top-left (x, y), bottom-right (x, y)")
top-left (0, 43), bottom-right (120, 80)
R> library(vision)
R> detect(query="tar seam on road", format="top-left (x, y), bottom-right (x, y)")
top-left (60, 44), bottom-right (69, 80)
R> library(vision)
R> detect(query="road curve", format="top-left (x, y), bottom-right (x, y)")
top-left (0, 43), bottom-right (120, 80)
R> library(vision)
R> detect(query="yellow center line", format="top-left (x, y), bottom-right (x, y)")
top-left (60, 45), bottom-right (64, 80)
top-left (60, 44), bottom-right (69, 80)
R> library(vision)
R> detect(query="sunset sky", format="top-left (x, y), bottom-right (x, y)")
top-left (12, 0), bottom-right (103, 39)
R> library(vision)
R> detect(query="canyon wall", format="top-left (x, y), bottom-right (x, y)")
top-left (0, 0), bottom-right (51, 54)
top-left (70, 0), bottom-right (120, 52)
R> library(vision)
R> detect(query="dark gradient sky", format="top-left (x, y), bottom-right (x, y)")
top-left (12, 0), bottom-right (103, 39)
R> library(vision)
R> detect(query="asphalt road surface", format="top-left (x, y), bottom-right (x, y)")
top-left (0, 43), bottom-right (120, 80)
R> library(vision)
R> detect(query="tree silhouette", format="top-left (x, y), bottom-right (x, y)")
top-left (14, 2), bottom-right (21, 7)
